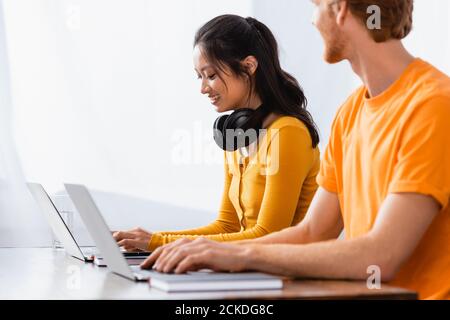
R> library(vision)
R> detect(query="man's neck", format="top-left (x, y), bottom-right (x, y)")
top-left (348, 40), bottom-right (415, 98)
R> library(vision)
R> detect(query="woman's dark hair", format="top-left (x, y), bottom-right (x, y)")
top-left (194, 14), bottom-right (320, 148)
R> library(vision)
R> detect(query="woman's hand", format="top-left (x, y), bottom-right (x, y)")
top-left (140, 238), bottom-right (253, 274)
top-left (112, 227), bottom-right (153, 252)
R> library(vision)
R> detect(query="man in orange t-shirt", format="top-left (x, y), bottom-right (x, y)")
top-left (140, 0), bottom-right (450, 299)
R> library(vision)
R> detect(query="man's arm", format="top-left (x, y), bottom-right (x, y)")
top-left (142, 188), bottom-right (342, 270)
top-left (245, 193), bottom-right (440, 281)
top-left (238, 188), bottom-right (343, 245)
top-left (145, 193), bottom-right (439, 281)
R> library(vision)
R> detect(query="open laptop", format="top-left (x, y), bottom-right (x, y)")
top-left (65, 183), bottom-right (157, 281)
top-left (27, 183), bottom-right (96, 262)
top-left (65, 184), bottom-right (284, 291)
top-left (27, 183), bottom-right (150, 265)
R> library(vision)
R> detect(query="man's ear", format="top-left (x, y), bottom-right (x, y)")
top-left (242, 56), bottom-right (259, 76)
top-left (334, 0), bottom-right (349, 27)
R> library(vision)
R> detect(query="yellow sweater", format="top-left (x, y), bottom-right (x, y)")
top-left (147, 116), bottom-right (320, 251)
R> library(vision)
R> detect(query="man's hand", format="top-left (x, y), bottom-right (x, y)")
top-left (141, 192), bottom-right (440, 281)
top-left (112, 227), bottom-right (152, 252)
top-left (140, 238), bottom-right (251, 274)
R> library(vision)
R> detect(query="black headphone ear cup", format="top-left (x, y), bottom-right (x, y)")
top-left (224, 109), bottom-right (254, 131)
top-left (213, 107), bottom-right (268, 151)
top-left (223, 109), bottom-right (258, 151)
top-left (214, 114), bottom-right (228, 132)
top-left (213, 115), bottom-right (229, 150)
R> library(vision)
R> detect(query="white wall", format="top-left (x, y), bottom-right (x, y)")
top-left (404, 0), bottom-right (450, 74)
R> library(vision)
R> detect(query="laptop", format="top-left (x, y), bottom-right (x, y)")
top-left (27, 183), bottom-right (96, 262)
top-left (64, 183), bottom-right (156, 281)
top-left (27, 183), bottom-right (150, 264)
top-left (65, 184), bottom-right (284, 291)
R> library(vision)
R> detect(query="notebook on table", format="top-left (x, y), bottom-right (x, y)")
top-left (148, 270), bottom-right (283, 292)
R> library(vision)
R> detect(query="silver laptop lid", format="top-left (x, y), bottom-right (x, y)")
top-left (27, 183), bottom-right (85, 261)
top-left (64, 184), bottom-right (135, 280)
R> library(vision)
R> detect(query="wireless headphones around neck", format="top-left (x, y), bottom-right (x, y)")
top-left (213, 104), bottom-right (271, 152)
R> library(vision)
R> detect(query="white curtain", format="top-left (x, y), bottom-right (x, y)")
top-left (0, 0), bottom-right (50, 247)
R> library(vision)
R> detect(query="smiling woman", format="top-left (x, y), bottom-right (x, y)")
top-left (114, 14), bottom-right (321, 252)
top-left (194, 46), bottom-right (262, 113)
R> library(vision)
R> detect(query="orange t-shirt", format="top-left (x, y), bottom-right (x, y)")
top-left (317, 58), bottom-right (450, 300)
